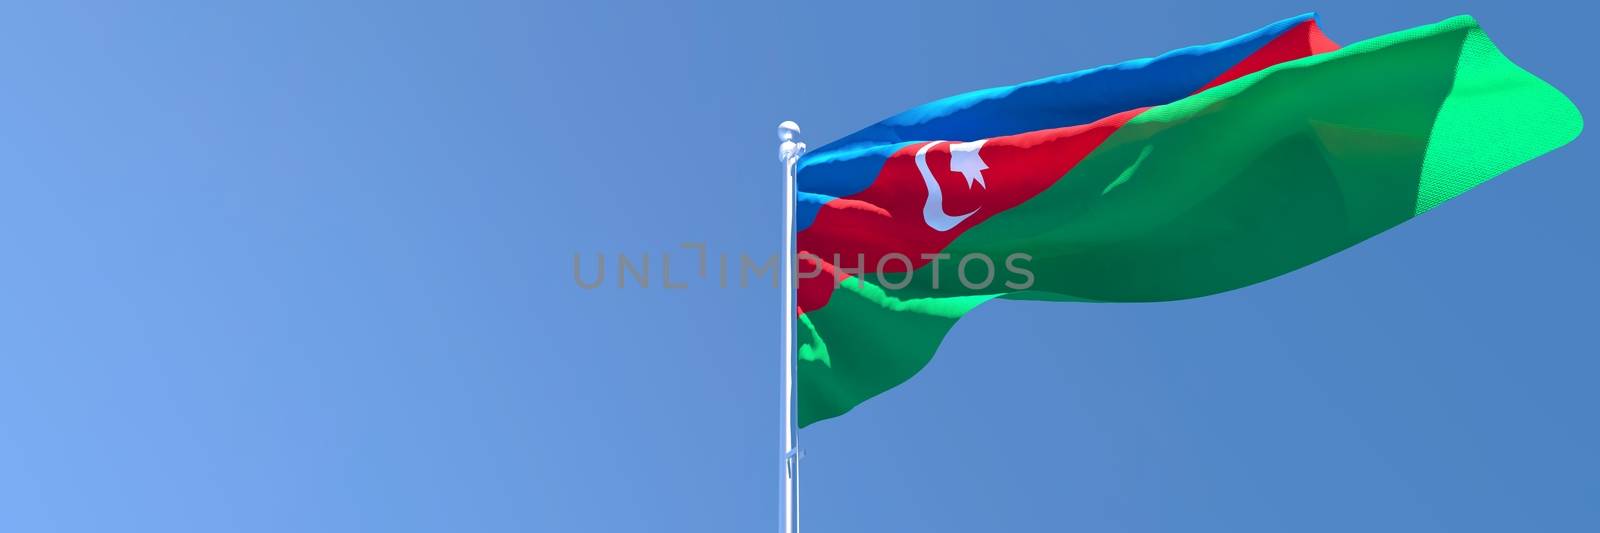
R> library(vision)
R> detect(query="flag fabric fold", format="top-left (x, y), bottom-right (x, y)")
top-left (795, 14), bottom-right (1582, 427)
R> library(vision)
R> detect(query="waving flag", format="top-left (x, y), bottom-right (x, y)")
top-left (795, 14), bottom-right (1582, 427)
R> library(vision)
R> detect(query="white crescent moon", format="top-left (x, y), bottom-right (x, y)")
top-left (915, 140), bottom-right (984, 232)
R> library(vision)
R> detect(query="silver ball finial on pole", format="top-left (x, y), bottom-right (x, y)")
top-left (779, 121), bottom-right (806, 164)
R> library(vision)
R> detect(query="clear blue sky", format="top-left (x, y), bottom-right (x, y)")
top-left (0, 1), bottom-right (1594, 532)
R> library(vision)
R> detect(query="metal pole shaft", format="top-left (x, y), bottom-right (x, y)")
top-left (778, 121), bottom-right (804, 533)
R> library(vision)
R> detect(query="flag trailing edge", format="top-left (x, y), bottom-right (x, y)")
top-left (794, 14), bottom-right (1582, 427)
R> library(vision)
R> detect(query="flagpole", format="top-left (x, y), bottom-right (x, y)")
top-left (778, 120), bottom-right (805, 533)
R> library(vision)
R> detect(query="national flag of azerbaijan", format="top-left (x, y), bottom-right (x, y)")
top-left (795, 14), bottom-right (1582, 427)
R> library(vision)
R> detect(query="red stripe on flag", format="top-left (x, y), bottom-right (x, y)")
top-left (1193, 19), bottom-right (1340, 94)
top-left (796, 20), bottom-right (1340, 316)
top-left (797, 108), bottom-right (1145, 314)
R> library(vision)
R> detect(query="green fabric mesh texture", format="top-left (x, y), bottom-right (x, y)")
top-left (1417, 24), bottom-right (1583, 213)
